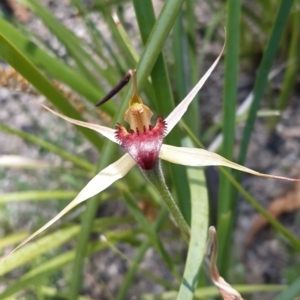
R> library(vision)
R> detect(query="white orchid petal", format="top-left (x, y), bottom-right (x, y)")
top-left (1, 154), bottom-right (135, 261)
top-left (41, 104), bottom-right (119, 144)
top-left (159, 144), bottom-right (300, 182)
top-left (165, 43), bottom-right (225, 135)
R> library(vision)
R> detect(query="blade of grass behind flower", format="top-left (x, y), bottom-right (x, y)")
top-left (0, 124), bottom-right (95, 172)
top-left (40, 286), bottom-right (93, 300)
top-left (186, 0), bottom-right (198, 87)
top-left (0, 191), bottom-right (78, 203)
top-left (116, 209), bottom-right (176, 300)
top-left (0, 228), bottom-right (136, 300)
top-left (271, 10), bottom-right (300, 128)
top-left (0, 34), bottom-right (103, 151)
top-left (0, 232), bottom-right (28, 250)
top-left (123, 192), bottom-right (178, 279)
top-left (70, 1), bottom-right (186, 298)
top-left (237, 0), bottom-right (295, 171)
top-left (133, 0), bottom-right (191, 224)
top-left (173, 9), bottom-right (199, 136)
top-left (229, 0), bottom-right (295, 261)
top-left (217, 0), bottom-right (241, 276)
top-left (69, 0), bottom-right (118, 85)
top-left (0, 226), bottom-right (80, 276)
top-left (177, 137), bottom-right (209, 300)
top-left (16, 0), bottom-right (110, 87)
top-left (99, 5), bottom-right (137, 69)
top-left (273, 277), bottom-right (300, 300)
top-left (221, 167), bottom-right (300, 251)
top-left (0, 18), bottom-right (116, 116)
top-left (181, 120), bottom-right (300, 252)
top-left (141, 284), bottom-right (286, 300)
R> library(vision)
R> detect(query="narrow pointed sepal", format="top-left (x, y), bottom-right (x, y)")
top-left (0, 154), bottom-right (136, 261)
top-left (164, 42), bottom-right (225, 136)
top-left (159, 144), bottom-right (300, 182)
top-left (40, 104), bottom-right (119, 144)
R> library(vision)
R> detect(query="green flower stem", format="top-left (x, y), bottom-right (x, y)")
top-left (141, 161), bottom-right (190, 239)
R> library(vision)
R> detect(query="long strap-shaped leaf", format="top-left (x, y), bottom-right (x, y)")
top-left (0, 34), bottom-right (103, 151)
top-left (177, 138), bottom-right (209, 299)
top-left (0, 18), bottom-right (116, 116)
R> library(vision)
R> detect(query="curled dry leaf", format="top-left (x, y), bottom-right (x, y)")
top-left (207, 227), bottom-right (245, 300)
top-left (245, 182), bottom-right (300, 248)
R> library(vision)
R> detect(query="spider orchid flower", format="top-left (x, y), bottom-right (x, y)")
top-left (2, 46), bottom-right (299, 260)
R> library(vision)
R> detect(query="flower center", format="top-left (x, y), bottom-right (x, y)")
top-left (116, 70), bottom-right (166, 170)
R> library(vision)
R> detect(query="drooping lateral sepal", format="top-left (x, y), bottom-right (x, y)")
top-left (116, 117), bottom-right (166, 170)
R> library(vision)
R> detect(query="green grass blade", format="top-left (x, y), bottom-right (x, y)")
top-left (272, 10), bottom-right (300, 126)
top-left (40, 286), bottom-right (93, 300)
top-left (99, 5), bottom-right (136, 69)
top-left (141, 284), bottom-right (286, 299)
top-left (229, 0), bottom-right (295, 271)
top-left (0, 191), bottom-right (78, 203)
top-left (116, 209), bottom-right (174, 300)
top-left (237, 0), bottom-right (294, 166)
top-left (173, 10), bottom-right (188, 102)
top-left (220, 167), bottom-right (300, 251)
top-left (0, 232), bottom-right (28, 250)
top-left (123, 192), bottom-right (177, 277)
top-left (17, 0), bottom-right (104, 87)
top-left (0, 229), bottom-right (136, 299)
top-left (0, 226), bottom-right (80, 276)
top-left (0, 17), bottom-right (116, 115)
top-left (273, 277), bottom-right (300, 300)
top-left (217, 0), bottom-right (241, 275)
top-left (177, 137), bottom-right (209, 299)
top-left (181, 125), bottom-right (300, 252)
top-left (0, 124), bottom-right (95, 172)
top-left (0, 33), bottom-right (103, 151)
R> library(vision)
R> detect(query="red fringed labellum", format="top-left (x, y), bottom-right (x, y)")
top-left (116, 117), bottom-right (166, 170)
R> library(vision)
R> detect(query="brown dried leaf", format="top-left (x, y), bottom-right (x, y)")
top-left (5, 0), bottom-right (31, 23)
top-left (207, 227), bottom-right (245, 300)
top-left (245, 182), bottom-right (300, 248)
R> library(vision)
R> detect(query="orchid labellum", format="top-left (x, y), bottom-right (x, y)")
top-left (2, 45), bottom-right (299, 261)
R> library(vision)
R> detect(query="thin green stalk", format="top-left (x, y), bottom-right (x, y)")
top-left (141, 161), bottom-right (190, 240)
top-left (217, 0), bottom-right (241, 275)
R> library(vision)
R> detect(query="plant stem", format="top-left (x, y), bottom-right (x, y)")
top-left (141, 160), bottom-right (190, 239)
